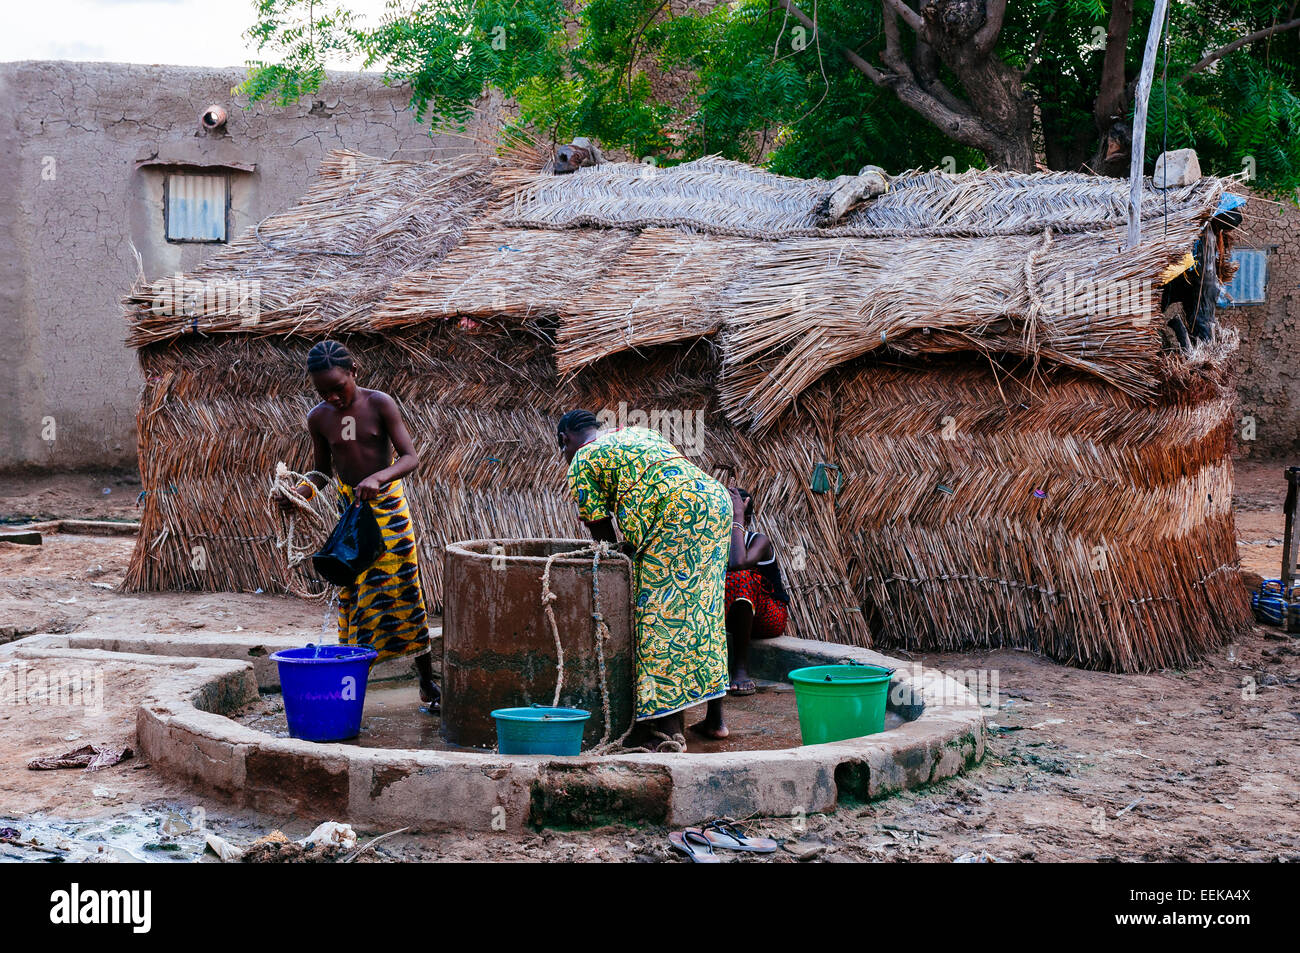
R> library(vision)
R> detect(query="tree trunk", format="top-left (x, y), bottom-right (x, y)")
top-left (781, 0), bottom-right (1036, 171)
top-left (1091, 0), bottom-right (1135, 175)
top-left (920, 0), bottom-right (1036, 171)
top-left (987, 132), bottom-right (1036, 172)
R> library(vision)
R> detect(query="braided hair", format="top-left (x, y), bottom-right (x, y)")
top-left (306, 340), bottom-right (354, 373)
top-left (556, 409), bottom-right (600, 448)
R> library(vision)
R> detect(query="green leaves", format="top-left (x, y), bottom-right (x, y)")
top-left (1146, 4), bottom-right (1300, 195)
top-left (240, 0), bottom-right (364, 106)
top-left (239, 0), bottom-right (1300, 195)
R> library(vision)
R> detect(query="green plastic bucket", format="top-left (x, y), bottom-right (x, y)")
top-left (788, 664), bottom-right (894, 745)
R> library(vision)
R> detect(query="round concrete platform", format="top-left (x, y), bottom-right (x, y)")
top-left (5, 633), bottom-right (985, 830)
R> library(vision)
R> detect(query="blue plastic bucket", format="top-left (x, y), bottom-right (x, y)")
top-left (491, 706), bottom-right (591, 755)
top-left (271, 644), bottom-right (378, 742)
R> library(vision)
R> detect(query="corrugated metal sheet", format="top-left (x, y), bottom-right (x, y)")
top-left (166, 173), bottom-right (227, 242)
top-left (1219, 248), bottom-right (1268, 306)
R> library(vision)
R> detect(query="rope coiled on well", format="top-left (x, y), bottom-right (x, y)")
top-left (266, 461), bottom-right (339, 601)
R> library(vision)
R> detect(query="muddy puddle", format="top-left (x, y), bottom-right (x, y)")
top-left (236, 680), bottom-right (468, 750)
top-left (234, 678), bottom-right (905, 753)
top-left (0, 806), bottom-right (217, 863)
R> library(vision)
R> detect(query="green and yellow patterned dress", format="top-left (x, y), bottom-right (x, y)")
top-left (567, 427), bottom-right (731, 720)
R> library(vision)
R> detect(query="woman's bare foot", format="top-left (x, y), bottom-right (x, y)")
top-left (728, 671), bottom-right (757, 696)
top-left (625, 713), bottom-right (688, 750)
top-left (688, 721), bottom-right (729, 740)
top-left (415, 653), bottom-right (439, 712)
top-left (689, 699), bottom-right (728, 740)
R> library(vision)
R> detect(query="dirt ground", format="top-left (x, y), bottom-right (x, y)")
top-left (1, 459), bottom-right (1297, 863)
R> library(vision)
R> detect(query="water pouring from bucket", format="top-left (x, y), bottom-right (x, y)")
top-left (271, 643), bottom-right (378, 742)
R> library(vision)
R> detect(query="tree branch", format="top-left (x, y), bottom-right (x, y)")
top-left (1019, 8), bottom-right (1058, 77)
top-left (625, 0), bottom-right (671, 98)
top-left (974, 0), bottom-right (1009, 53)
top-left (1094, 0), bottom-right (1134, 128)
top-left (881, 0), bottom-right (924, 35)
top-left (775, 0), bottom-right (1006, 156)
top-left (1180, 17), bottom-right (1300, 83)
top-left (777, 0), bottom-right (884, 84)
top-left (916, 37), bottom-right (975, 117)
top-left (881, 4), bottom-right (914, 77)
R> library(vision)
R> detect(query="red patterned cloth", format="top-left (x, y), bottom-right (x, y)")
top-left (725, 569), bottom-right (788, 639)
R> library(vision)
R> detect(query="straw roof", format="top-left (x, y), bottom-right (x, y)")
top-left (126, 149), bottom-right (1225, 427)
top-left (122, 147), bottom-right (1250, 671)
top-left (503, 156), bottom-right (1219, 238)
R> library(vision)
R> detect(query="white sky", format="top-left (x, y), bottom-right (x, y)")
top-left (3, 0), bottom-right (393, 69)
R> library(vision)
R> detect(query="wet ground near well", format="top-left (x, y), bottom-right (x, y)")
top-left (232, 678), bottom-right (906, 753)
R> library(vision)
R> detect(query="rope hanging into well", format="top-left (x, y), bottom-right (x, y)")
top-left (539, 541), bottom-right (659, 754)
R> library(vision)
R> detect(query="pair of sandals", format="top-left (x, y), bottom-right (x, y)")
top-left (669, 819), bottom-right (778, 862)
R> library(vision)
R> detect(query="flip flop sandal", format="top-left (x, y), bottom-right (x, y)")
top-left (728, 680), bottom-right (757, 697)
top-left (699, 819), bottom-right (778, 853)
top-left (669, 829), bottom-right (720, 863)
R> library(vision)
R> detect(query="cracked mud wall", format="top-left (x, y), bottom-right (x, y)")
top-left (1, 60), bottom-right (493, 471)
top-left (1222, 191), bottom-right (1300, 457)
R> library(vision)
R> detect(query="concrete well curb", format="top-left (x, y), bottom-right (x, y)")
top-left (12, 630), bottom-right (439, 690)
top-left (4, 633), bottom-right (985, 831)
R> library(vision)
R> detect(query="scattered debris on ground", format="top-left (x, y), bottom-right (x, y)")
top-left (28, 744), bottom-right (133, 772)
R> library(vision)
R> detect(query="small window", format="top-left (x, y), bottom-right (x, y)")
top-left (1218, 248), bottom-right (1268, 306)
top-left (164, 172), bottom-right (229, 243)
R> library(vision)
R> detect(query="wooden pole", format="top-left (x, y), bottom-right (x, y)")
top-left (1282, 467), bottom-right (1299, 592)
top-left (1127, 0), bottom-right (1170, 250)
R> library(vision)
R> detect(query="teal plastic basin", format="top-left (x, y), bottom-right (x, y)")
top-left (491, 706), bottom-right (592, 755)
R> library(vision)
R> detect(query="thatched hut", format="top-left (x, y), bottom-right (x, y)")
top-left (123, 143), bottom-right (1251, 671)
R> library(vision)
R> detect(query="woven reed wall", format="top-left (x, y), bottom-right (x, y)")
top-left (121, 148), bottom-right (1251, 671)
top-left (124, 326), bottom-right (1249, 670)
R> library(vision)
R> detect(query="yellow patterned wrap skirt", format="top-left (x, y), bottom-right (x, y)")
top-left (336, 479), bottom-right (431, 663)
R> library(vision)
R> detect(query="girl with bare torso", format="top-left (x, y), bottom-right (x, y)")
top-left (279, 340), bottom-right (439, 709)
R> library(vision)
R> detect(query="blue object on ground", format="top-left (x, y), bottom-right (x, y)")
top-left (271, 644), bottom-right (378, 742)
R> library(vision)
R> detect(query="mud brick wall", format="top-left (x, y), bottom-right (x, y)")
top-left (1223, 190), bottom-right (1300, 457)
top-left (0, 61), bottom-right (495, 470)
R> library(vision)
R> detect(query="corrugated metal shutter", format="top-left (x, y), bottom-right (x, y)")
top-left (166, 173), bottom-right (228, 242)
top-left (1218, 248), bottom-right (1268, 306)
